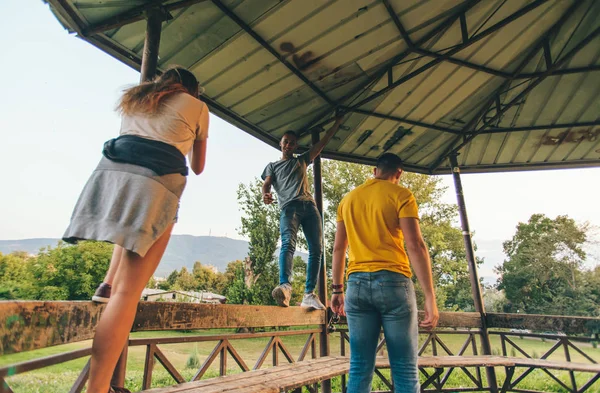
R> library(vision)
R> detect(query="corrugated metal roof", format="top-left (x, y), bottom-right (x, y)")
top-left (45, 0), bottom-right (600, 174)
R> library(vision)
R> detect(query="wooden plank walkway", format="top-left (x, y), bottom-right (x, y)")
top-left (141, 355), bottom-right (600, 393)
top-left (511, 358), bottom-right (600, 373)
top-left (140, 356), bottom-right (529, 393)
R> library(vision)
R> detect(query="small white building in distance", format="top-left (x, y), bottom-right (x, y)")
top-left (141, 288), bottom-right (226, 304)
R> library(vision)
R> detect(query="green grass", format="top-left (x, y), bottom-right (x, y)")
top-left (1, 329), bottom-right (599, 392)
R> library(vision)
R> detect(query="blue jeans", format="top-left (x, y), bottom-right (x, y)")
top-left (279, 200), bottom-right (323, 293)
top-left (345, 271), bottom-right (419, 393)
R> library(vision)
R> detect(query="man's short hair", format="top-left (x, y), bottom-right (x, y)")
top-left (376, 153), bottom-right (403, 175)
top-left (282, 130), bottom-right (298, 140)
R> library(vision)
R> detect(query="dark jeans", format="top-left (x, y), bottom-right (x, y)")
top-left (345, 271), bottom-right (419, 392)
top-left (279, 200), bottom-right (323, 293)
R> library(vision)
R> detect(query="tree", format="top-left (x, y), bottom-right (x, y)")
top-left (192, 261), bottom-right (219, 292)
top-left (28, 241), bottom-right (113, 300)
top-left (290, 256), bottom-right (307, 306)
top-left (0, 252), bottom-right (36, 299)
top-left (226, 263), bottom-right (253, 305)
top-left (217, 260), bottom-right (242, 295)
top-left (173, 267), bottom-right (196, 292)
top-left (236, 178), bottom-right (281, 305)
top-left (147, 276), bottom-right (158, 289)
top-left (496, 214), bottom-right (597, 316)
top-left (165, 269), bottom-right (180, 289)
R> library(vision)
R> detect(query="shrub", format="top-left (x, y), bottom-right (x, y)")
top-left (186, 345), bottom-right (200, 369)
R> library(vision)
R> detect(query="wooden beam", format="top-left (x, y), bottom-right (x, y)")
top-left (0, 301), bottom-right (104, 355)
top-left (434, 311), bottom-right (483, 328)
top-left (0, 301), bottom-right (325, 354)
top-left (487, 313), bottom-right (600, 335)
top-left (333, 311), bottom-right (483, 329)
top-left (132, 303), bottom-right (325, 331)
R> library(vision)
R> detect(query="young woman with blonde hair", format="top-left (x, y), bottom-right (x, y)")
top-left (63, 66), bottom-right (209, 393)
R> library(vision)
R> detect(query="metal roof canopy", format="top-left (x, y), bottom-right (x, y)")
top-left (46, 0), bottom-right (600, 174)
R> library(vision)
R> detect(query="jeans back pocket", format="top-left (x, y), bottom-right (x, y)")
top-left (344, 280), bottom-right (362, 311)
top-left (378, 280), bottom-right (411, 316)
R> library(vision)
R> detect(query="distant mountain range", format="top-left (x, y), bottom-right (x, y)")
top-left (0, 236), bottom-right (307, 277)
top-left (0, 236), bottom-right (504, 284)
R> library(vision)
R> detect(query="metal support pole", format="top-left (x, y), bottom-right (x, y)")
top-left (449, 153), bottom-right (498, 393)
top-left (139, 7), bottom-right (163, 83)
top-left (312, 129), bottom-right (331, 393)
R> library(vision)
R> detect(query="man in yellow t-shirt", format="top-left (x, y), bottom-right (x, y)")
top-left (330, 153), bottom-right (439, 393)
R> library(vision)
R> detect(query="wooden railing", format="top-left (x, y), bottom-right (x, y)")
top-left (331, 312), bottom-right (600, 393)
top-left (0, 301), bottom-right (599, 393)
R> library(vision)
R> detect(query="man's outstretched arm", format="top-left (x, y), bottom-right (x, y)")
top-left (308, 115), bottom-right (344, 161)
top-left (400, 217), bottom-right (439, 329)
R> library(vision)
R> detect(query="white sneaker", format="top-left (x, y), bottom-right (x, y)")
top-left (301, 293), bottom-right (326, 310)
top-left (272, 283), bottom-right (292, 307)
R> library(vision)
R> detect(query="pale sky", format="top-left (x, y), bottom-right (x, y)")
top-left (1, 1), bottom-right (598, 280)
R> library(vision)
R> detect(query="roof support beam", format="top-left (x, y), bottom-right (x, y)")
top-left (429, 1), bottom-right (596, 171)
top-left (49, 0), bottom-right (87, 36)
top-left (383, 0), bottom-right (514, 78)
top-left (382, 0), bottom-right (414, 48)
top-left (338, 1), bottom-right (482, 105)
top-left (414, 48), bottom-right (512, 78)
top-left (478, 120), bottom-right (600, 134)
top-left (347, 108), bottom-right (461, 134)
top-left (460, 12), bottom-right (469, 44)
top-left (82, 0), bottom-right (209, 36)
top-left (543, 37), bottom-right (553, 71)
top-left (298, 0), bottom-right (483, 137)
top-left (211, 0), bottom-right (335, 106)
top-left (522, 64), bottom-right (600, 77)
top-left (348, 0), bottom-right (547, 111)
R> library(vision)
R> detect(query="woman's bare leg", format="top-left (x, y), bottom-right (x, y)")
top-left (86, 224), bottom-right (174, 393)
top-left (103, 245), bottom-right (123, 286)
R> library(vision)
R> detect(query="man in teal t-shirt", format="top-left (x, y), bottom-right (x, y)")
top-left (261, 114), bottom-right (344, 308)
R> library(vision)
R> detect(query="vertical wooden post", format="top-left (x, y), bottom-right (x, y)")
top-left (110, 344), bottom-right (128, 388)
top-left (311, 129), bottom-right (331, 393)
top-left (1, 378), bottom-right (14, 393)
top-left (140, 7), bottom-right (163, 83)
top-left (449, 153), bottom-right (498, 393)
top-left (220, 343), bottom-right (228, 376)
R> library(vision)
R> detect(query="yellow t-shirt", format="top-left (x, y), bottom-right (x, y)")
top-left (336, 178), bottom-right (419, 278)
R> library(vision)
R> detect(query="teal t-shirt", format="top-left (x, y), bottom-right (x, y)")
top-left (261, 152), bottom-right (315, 209)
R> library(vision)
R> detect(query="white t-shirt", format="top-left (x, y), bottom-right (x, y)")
top-left (120, 92), bottom-right (209, 156)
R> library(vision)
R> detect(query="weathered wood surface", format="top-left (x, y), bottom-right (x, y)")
top-left (0, 347), bottom-right (92, 378)
top-left (142, 357), bottom-right (339, 393)
top-left (336, 311), bottom-right (482, 328)
top-left (3, 299), bottom-right (599, 357)
top-left (140, 356), bottom-right (514, 393)
top-left (140, 354), bottom-right (600, 393)
top-left (434, 311), bottom-right (482, 328)
top-left (128, 328), bottom-right (321, 346)
top-left (487, 312), bottom-right (600, 334)
top-left (378, 355), bottom-right (516, 369)
top-left (0, 301), bottom-right (324, 354)
top-left (511, 358), bottom-right (600, 373)
top-left (132, 303), bottom-right (325, 331)
top-left (0, 301), bottom-right (104, 355)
